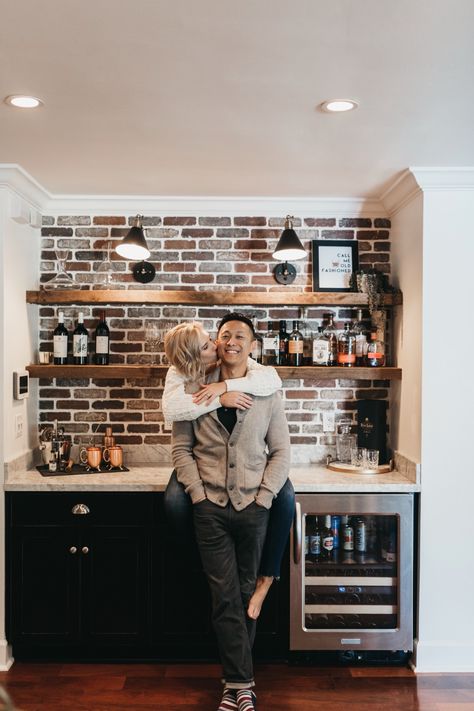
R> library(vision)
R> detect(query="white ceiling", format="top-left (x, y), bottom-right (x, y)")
top-left (1, 0), bottom-right (474, 199)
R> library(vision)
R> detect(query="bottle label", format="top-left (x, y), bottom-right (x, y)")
top-left (96, 336), bottom-right (109, 354)
top-left (309, 534), bottom-right (321, 555)
top-left (338, 353), bottom-right (356, 365)
top-left (313, 340), bottom-right (329, 364)
top-left (369, 352), bottom-right (384, 360)
top-left (263, 336), bottom-right (279, 351)
top-left (73, 334), bottom-right (88, 357)
top-left (356, 335), bottom-right (367, 356)
top-left (53, 335), bottom-right (67, 358)
top-left (322, 534), bottom-right (334, 551)
top-left (288, 341), bottom-right (303, 354)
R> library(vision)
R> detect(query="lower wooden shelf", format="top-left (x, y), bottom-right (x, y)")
top-left (26, 364), bottom-right (402, 380)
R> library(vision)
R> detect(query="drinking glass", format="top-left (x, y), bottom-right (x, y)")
top-left (366, 449), bottom-right (379, 469)
top-left (95, 241), bottom-right (116, 286)
top-left (351, 447), bottom-right (367, 468)
top-left (44, 249), bottom-right (75, 289)
top-left (144, 321), bottom-right (162, 364)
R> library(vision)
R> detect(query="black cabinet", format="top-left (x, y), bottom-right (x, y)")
top-left (6, 491), bottom-right (289, 661)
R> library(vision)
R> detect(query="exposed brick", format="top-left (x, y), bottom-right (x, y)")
top-left (304, 218), bottom-right (336, 227)
top-left (57, 216), bottom-right (91, 226)
top-left (198, 239), bottom-right (232, 250)
top-left (163, 216), bottom-right (196, 226)
top-left (110, 412), bottom-right (143, 421)
top-left (127, 424), bottom-right (160, 433)
top-left (321, 389), bottom-right (353, 399)
top-left (356, 230), bottom-right (389, 240)
top-left (374, 218), bottom-right (391, 228)
top-left (164, 240), bottom-right (196, 249)
top-left (250, 229), bottom-right (280, 239)
top-left (93, 216), bottom-right (126, 225)
top-left (41, 228), bottom-right (73, 237)
top-left (181, 251), bottom-right (214, 260)
top-left (199, 217), bottom-right (231, 226)
top-left (144, 435), bottom-right (171, 444)
top-left (216, 229), bottom-right (249, 239)
top-left (235, 263), bottom-right (267, 273)
top-left (127, 399), bottom-right (160, 410)
top-left (234, 217), bottom-right (267, 226)
top-left (199, 262), bottom-right (231, 272)
top-left (374, 241), bottom-right (391, 251)
top-left (115, 435), bottom-right (143, 444)
top-left (163, 263), bottom-right (196, 272)
top-left (74, 412), bottom-right (108, 422)
top-left (339, 218), bottom-right (372, 228)
top-left (110, 389), bottom-right (142, 398)
top-left (73, 389), bottom-right (107, 399)
top-left (181, 274), bottom-right (214, 284)
top-left (181, 228), bottom-right (214, 238)
top-left (285, 390), bottom-right (318, 399)
top-left (217, 250), bottom-right (249, 261)
top-left (92, 400), bottom-right (125, 410)
top-left (355, 389), bottom-right (388, 399)
top-left (40, 412), bottom-right (71, 421)
top-left (75, 228), bottom-right (109, 238)
top-left (358, 241), bottom-right (373, 252)
top-left (290, 436), bottom-right (317, 445)
top-left (216, 275), bottom-right (249, 284)
top-left (234, 240), bottom-right (268, 250)
top-left (321, 230), bottom-right (354, 240)
top-left (42, 216), bottom-right (55, 226)
top-left (303, 379), bottom-right (336, 387)
top-left (39, 401), bottom-right (54, 409)
top-left (39, 389), bottom-right (71, 398)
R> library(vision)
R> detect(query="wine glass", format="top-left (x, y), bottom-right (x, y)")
top-left (95, 241), bottom-right (115, 286)
top-left (144, 321), bottom-right (162, 364)
top-left (44, 249), bottom-right (75, 289)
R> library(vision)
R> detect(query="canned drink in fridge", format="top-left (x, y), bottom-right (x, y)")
top-left (343, 523), bottom-right (354, 551)
top-left (355, 518), bottom-right (367, 552)
top-left (331, 515), bottom-right (341, 549)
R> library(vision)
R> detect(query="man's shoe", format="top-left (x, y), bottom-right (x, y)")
top-left (217, 688), bottom-right (238, 710)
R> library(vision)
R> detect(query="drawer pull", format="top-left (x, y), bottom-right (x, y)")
top-left (69, 546), bottom-right (77, 555)
top-left (82, 546), bottom-right (89, 555)
top-left (72, 504), bottom-right (90, 515)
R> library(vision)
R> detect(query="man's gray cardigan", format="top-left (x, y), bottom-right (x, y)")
top-left (171, 390), bottom-right (290, 511)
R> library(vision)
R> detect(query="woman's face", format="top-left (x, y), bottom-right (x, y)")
top-left (197, 327), bottom-right (218, 365)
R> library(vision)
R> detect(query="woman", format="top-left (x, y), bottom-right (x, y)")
top-left (163, 321), bottom-right (295, 619)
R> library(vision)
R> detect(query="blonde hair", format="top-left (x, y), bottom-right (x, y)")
top-left (164, 322), bottom-right (206, 382)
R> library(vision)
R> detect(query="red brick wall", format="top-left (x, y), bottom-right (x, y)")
top-left (39, 214), bottom-right (391, 461)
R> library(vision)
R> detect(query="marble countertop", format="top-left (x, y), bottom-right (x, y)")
top-left (4, 463), bottom-right (419, 493)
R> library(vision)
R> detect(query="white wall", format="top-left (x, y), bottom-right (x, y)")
top-left (0, 187), bottom-right (40, 669)
top-left (415, 188), bottom-right (474, 671)
top-left (389, 194), bottom-right (423, 463)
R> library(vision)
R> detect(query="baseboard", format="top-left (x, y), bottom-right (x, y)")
top-left (0, 639), bottom-right (14, 671)
top-left (413, 638), bottom-right (474, 672)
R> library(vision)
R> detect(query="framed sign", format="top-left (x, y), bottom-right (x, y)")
top-left (312, 240), bottom-right (359, 292)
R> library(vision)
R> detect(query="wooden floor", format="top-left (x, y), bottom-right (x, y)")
top-left (2, 662), bottom-right (474, 711)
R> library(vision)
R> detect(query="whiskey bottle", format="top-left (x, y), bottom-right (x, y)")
top-left (337, 322), bottom-right (356, 367)
top-left (288, 320), bottom-right (304, 367)
top-left (262, 321), bottom-right (279, 365)
top-left (250, 316), bottom-right (263, 363)
top-left (366, 330), bottom-right (385, 367)
top-left (278, 320), bottom-right (289, 366)
top-left (323, 314), bottom-right (338, 366)
top-left (312, 326), bottom-right (330, 365)
top-left (353, 309), bottom-right (368, 366)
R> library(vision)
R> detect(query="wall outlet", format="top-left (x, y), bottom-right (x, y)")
top-left (322, 411), bottom-right (335, 433)
top-left (15, 413), bottom-right (23, 438)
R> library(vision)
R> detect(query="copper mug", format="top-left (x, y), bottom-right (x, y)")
top-left (103, 445), bottom-right (124, 470)
top-left (80, 445), bottom-right (102, 470)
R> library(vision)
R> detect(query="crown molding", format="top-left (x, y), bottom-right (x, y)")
top-left (0, 163), bottom-right (387, 217)
top-left (381, 167), bottom-right (474, 215)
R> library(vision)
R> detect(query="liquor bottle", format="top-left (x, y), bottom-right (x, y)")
top-left (262, 321), bottom-right (279, 366)
top-left (94, 310), bottom-right (110, 365)
top-left (250, 316), bottom-right (263, 363)
top-left (309, 516), bottom-right (321, 559)
top-left (353, 309), bottom-right (368, 366)
top-left (321, 514), bottom-right (334, 559)
top-left (323, 314), bottom-right (338, 366)
top-left (73, 312), bottom-right (89, 365)
top-left (53, 311), bottom-right (69, 365)
top-left (337, 323), bottom-right (356, 367)
top-left (299, 307), bottom-right (313, 366)
top-left (278, 320), bottom-right (289, 366)
top-left (288, 320), bottom-right (304, 367)
top-left (312, 326), bottom-right (329, 365)
top-left (366, 330), bottom-right (385, 367)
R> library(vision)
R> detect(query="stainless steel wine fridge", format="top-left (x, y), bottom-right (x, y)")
top-left (290, 493), bottom-right (414, 653)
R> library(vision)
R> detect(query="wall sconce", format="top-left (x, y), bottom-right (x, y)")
top-left (272, 215), bottom-right (306, 284)
top-left (115, 215), bottom-right (151, 260)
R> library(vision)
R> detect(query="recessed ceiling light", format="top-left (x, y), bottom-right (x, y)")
top-left (4, 95), bottom-right (43, 109)
top-left (320, 99), bottom-right (358, 113)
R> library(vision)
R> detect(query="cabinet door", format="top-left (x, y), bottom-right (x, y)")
top-left (9, 525), bottom-right (80, 646)
top-left (81, 526), bottom-right (150, 646)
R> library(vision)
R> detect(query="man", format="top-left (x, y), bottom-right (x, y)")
top-left (172, 313), bottom-right (291, 711)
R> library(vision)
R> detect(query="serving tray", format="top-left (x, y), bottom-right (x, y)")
top-left (36, 464), bottom-right (130, 477)
top-left (326, 459), bottom-right (393, 475)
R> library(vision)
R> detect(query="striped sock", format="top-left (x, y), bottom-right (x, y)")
top-left (218, 688), bottom-right (238, 711)
top-left (236, 689), bottom-right (256, 711)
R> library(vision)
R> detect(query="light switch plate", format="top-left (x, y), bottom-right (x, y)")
top-left (322, 411), bottom-right (335, 432)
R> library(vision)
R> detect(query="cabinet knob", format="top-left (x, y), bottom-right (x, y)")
top-left (72, 504), bottom-right (90, 515)
top-left (69, 546), bottom-right (77, 555)
top-left (81, 546), bottom-right (89, 555)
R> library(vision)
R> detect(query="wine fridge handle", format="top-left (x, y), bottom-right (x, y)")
top-left (294, 501), bottom-right (302, 564)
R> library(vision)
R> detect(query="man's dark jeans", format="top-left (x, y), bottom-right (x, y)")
top-left (192, 498), bottom-right (270, 688)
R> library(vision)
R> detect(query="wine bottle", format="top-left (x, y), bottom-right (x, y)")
top-left (53, 311), bottom-right (68, 365)
top-left (94, 310), bottom-right (110, 365)
top-left (73, 312), bottom-right (89, 365)
top-left (278, 320), bottom-right (289, 366)
top-left (288, 320), bottom-right (304, 367)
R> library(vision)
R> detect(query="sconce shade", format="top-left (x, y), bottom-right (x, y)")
top-left (116, 215), bottom-right (151, 260)
top-left (272, 216), bottom-right (306, 261)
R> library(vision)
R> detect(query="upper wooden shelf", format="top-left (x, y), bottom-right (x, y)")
top-left (26, 289), bottom-right (402, 307)
top-left (26, 364), bottom-right (402, 381)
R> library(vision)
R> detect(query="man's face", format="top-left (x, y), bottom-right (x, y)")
top-left (216, 320), bottom-right (255, 367)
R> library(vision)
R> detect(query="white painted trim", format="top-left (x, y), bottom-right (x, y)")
top-left (381, 166), bottom-right (474, 215)
top-left (0, 164), bottom-right (387, 217)
top-left (413, 639), bottom-right (474, 672)
top-left (0, 640), bottom-right (14, 671)
top-left (380, 170), bottom-right (422, 216)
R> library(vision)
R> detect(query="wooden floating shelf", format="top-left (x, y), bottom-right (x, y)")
top-left (26, 364), bottom-right (402, 381)
top-left (26, 289), bottom-right (402, 307)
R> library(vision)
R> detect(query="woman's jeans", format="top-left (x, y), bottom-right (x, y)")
top-left (164, 470), bottom-right (295, 578)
